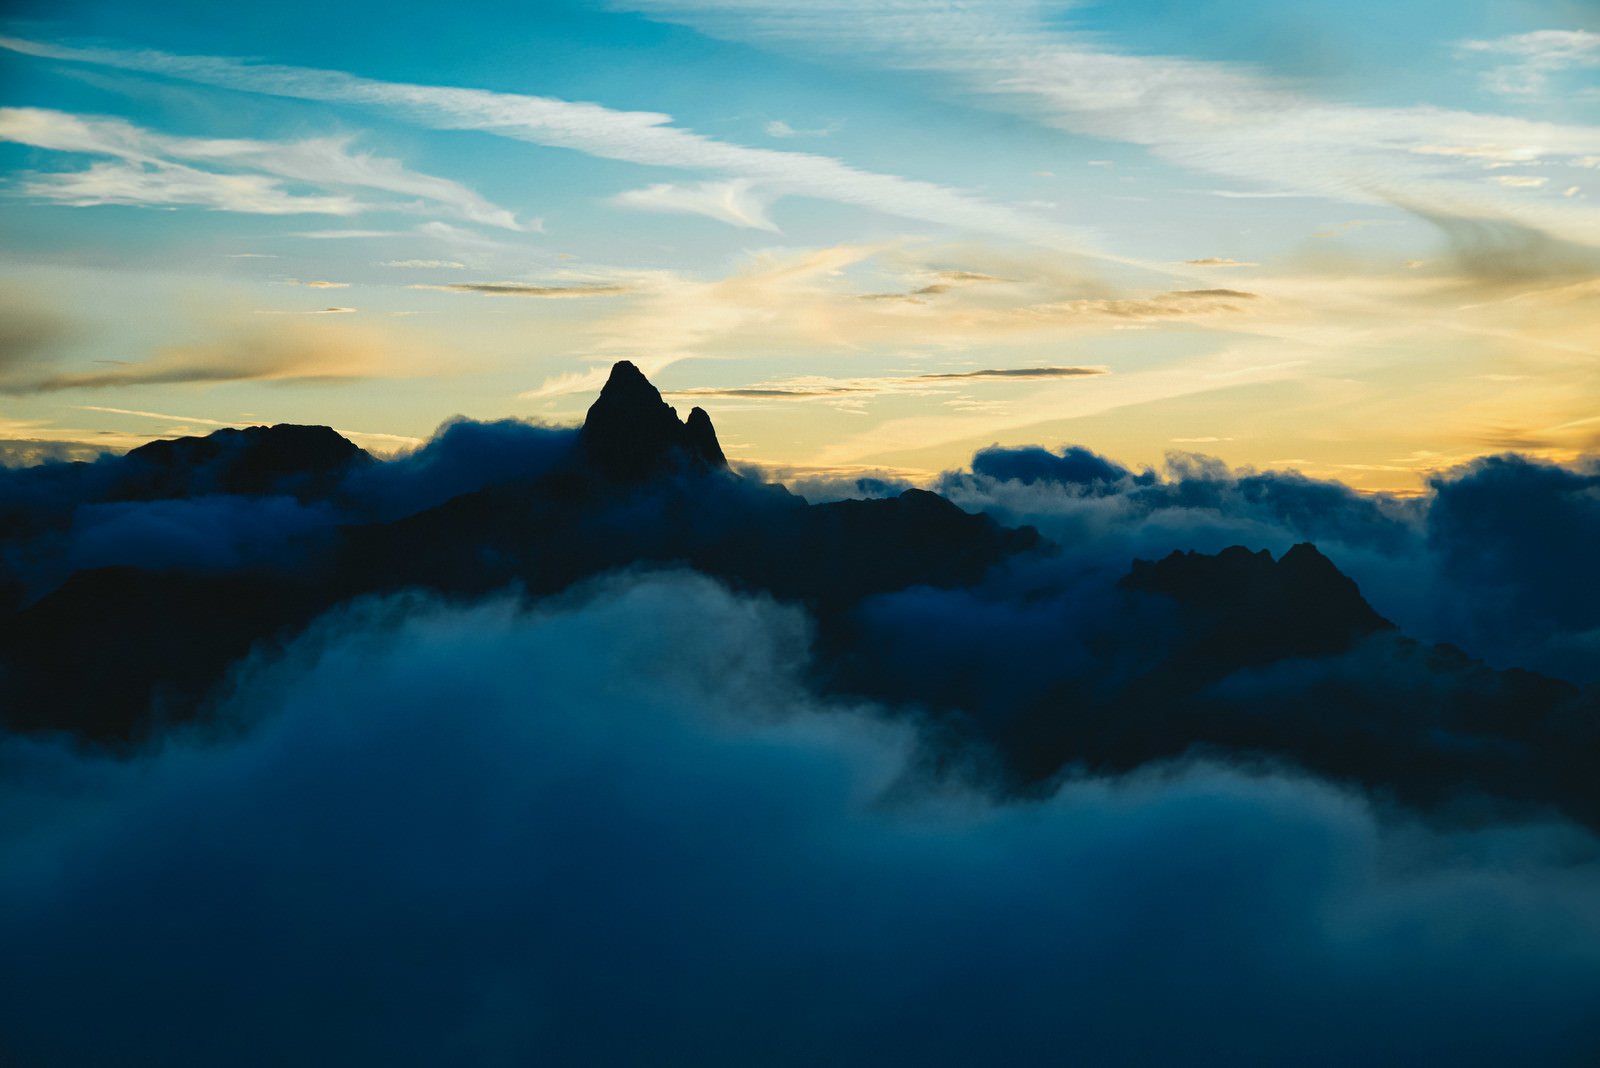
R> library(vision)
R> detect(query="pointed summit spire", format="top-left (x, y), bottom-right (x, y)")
top-left (578, 361), bottom-right (728, 480)
top-left (683, 406), bottom-right (727, 468)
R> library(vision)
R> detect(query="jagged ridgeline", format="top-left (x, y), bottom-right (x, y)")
top-left (1, 362), bottom-right (1596, 830)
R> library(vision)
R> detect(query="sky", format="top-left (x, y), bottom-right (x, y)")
top-left (0, 0), bottom-right (1596, 489)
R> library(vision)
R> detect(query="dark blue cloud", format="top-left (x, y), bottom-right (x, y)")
top-left (968, 444), bottom-right (1152, 488)
top-left (936, 447), bottom-right (1417, 557)
top-left (0, 418), bottom-right (578, 615)
top-left (1427, 454), bottom-right (1600, 635)
top-left (926, 443), bottom-right (1597, 682)
top-left (1, 575), bottom-right (1597, 1067)
top-left (340, 417), bottom-right (577, 522)
top-left (66, 495), bottom-right (339, 573)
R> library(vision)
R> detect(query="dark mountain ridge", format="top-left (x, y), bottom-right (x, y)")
top-left (577, 359), bottom-right (727, 479)
top-left (0, 363), bottom-right (1037, 735)
top-left (1, 362), bottom-right (1595, 830)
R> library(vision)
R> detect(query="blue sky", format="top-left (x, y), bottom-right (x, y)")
top-left (1, 0), bottom-right (1596, 486)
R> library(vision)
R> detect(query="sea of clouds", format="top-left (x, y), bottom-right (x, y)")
top-left (2, 573), bottom-right (1598, 1065)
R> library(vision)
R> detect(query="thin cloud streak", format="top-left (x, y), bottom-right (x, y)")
top-left (0, 107), bottom-right (525, 228)
top-left (0, 36), bottom-right (1088, 250)
top-left (666, 366), bottom-right (1110, 403)
top-left (518, 244), bottom-right (1279, 403)
top-left (619, 1), bottom-right (1600, 243)
top-left (0, 316), bottom-right (397, 394)
top-left (409, 282), bottom-right (631, 297)
top-left (811, 346), bottom-right (1313, 466)
top-left (613, 178), bottom-right (781, 230)
top-left (919, 366), bottom-right (1108, 379)
top-left (70, 404), bottom-right (424, 446)
top-left (1460, 30), bottom-right (1600, 96)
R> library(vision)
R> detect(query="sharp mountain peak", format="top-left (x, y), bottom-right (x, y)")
top-left (578, 360), bottom-right (728, 480)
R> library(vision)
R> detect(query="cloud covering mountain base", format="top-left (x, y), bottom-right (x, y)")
top-left (2, 364), bottom-right (1599, 1065)
top-left (3, 574), bottom-right (1599, 1067)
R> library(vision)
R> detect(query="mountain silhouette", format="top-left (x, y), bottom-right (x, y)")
top-left (0, 362), bottom-right (1595, 830)
top-left (117, 423), bottom-right (375, 500)
top-left (578, 360), bottom-right (727, 479)
top-left (0, 364), bottom-right (1036, 739)
top-left (1120, 543), bottom-right (1395, 667)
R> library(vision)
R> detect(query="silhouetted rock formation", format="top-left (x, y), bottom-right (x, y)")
top-left (577, 361), bottom-right (726, 480)
top-left (0, 364), bottom-right (1033, 742)
top-left (118, 424), bottom-right (374, 500)
top-left (1121, 543), bottom-right (1394, 666)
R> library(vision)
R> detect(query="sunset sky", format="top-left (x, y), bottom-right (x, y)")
top-left (1, 1), bottom-right (1596, 489)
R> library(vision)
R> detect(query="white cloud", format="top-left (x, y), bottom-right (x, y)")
top-left (19, 158), bottom-right (364, 214)
top-left (612, 177), bottom-right (780, 230)
top-left (1411, 144), bottom-right (1544, 162)
top-left (1459, 29), bottom-right (1600, 96)
top-left (613, 2), bottom-right (1600, 244)
top-left (1491, 175), bottom-right (1550, 188)
top-left (179, 134), bottom-right (526, 229)
top-left (0, 106), bottom-right (526, 228)
top-left (0, 36), bottom-right (1079, 249)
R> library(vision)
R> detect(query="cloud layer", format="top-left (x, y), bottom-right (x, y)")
top-left (0, 107), bottom-right (525, 227)
top-left (0, 36), bottom-right (1080, 248)
top-left (2, 574), bottom-right (1598, 1066)
top-left (622, 1), bottom-right (1600, 242)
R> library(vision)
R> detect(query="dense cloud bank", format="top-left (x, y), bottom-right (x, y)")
top-left (7, 414), bottom-right (1596, 684)
top-left (816, 445), bottom-right (1595, 683)
top-left (3, 575), bottom-right (1598, 1067)
top-left (0, 417), bottom-right (577, 611)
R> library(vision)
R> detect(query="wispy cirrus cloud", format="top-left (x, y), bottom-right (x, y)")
top-left (409, 282), bottom-right (630, 297)
top-left (0, 35), bottom-right (1083, 249)
top-left (857, 269), bottom-right (1013, 302)
top-left (667, 364), bottom-right (1108, 402)
top-left (69, 404), bottom-right (425, 448)
top-left (14, 158), bottom-right (364, 215)
top-left (518, 242), bottom-right (1276, 401)
top-left (255, 307), bottom-right (358, 315)
top-left (918, 365), bottom-right (1107, 380)
top-left (1026, 288), bottom-right (1261, 321)
top-left (0, 315), bottom-right (395, 394)
top-left (0, 106), bottom-right (526, 227)
top-left (612, 178), bottom-right (779, 230)
top-left (1459, 30), bottom-right (1600, 96)
top-left (617, 2), bottom-right (1600, 243)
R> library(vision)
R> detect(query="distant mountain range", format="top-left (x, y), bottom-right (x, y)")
top-left (3, 361), bottom-right (1595, 829)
